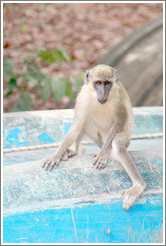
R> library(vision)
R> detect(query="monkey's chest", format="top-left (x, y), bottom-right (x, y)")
top-left (90, 111), bottom-right (114, 134)
top-left (86, 102), bottom-right (116, 139)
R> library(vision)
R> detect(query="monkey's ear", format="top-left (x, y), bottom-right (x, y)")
top-left (84, 70), bottom-right (90, 84)
top-left (113, 68), bottom-right (120, 82)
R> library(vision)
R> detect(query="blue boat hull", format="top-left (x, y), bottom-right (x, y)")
top-left (3, 107), bottom-right (163, 243)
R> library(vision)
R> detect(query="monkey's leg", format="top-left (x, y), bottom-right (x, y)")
top-left (112, 138), bottom-right (146, 210)
top-left (42, 125), bottom-right (84, 171)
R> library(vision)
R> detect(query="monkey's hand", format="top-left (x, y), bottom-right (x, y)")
top-left (123, 183), bottom-right (146, 210)
top-left (42, 149), bottom-right (77, 171)
top-left (93, 151), bottom-right (110, 170)
top-left (42, 153), bottom-right (62, 171)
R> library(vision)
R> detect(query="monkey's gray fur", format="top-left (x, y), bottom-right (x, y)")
top-left (42, 64), bottom-right (146, 210)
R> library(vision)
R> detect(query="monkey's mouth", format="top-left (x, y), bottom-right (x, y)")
top-left (98, 99), bottom-right (108, 104)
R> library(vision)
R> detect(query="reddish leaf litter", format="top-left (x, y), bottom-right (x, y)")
top-left (3, 3), bottom-right (163, 111)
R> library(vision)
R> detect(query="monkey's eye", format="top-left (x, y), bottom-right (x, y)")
top-left (96, 81), bottom-right (102, 85)
top-left (104, 81), bottom-right (111, 85)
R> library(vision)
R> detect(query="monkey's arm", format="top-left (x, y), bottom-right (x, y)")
top-left (42, 121), bottom-right (84, 171)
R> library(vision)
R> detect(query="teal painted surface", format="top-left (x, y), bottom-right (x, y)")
top-left (3, 153), bottom-right (163, 216)
top-left (3, 153), bottom-right (163, 243)
top-left (4, 208), bottom-right (77, 243)
top-left (134, 114), bottom-right (163, 135)
top-left (38, 132), bottom-right (54, 143)
top-left (72, 198), bottom-right (163, 243)
top-left (3, 107), bottom-right (163, 243)
top-left (3, 108), bottom-right (163, 150)
top-left (4, 198), bottom-right (163, 243)
top-left (4, 127), bottom-right (28, 148)
top-left (3, 113), bottom-right (64, 149)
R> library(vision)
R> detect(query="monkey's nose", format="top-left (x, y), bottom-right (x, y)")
top-left (98, 99), bottom-right (107, 104)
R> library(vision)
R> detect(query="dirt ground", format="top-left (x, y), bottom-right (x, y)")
top-left (3, 2), bottom-right (163, 111)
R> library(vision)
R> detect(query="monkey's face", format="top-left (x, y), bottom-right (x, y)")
top-left (84, 64), bottom-right (119, 104)
top-left (93, 79), bottom-right (113, 104)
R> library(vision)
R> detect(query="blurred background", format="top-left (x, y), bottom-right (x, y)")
top-left (3, 2), bottom-right (163, 112)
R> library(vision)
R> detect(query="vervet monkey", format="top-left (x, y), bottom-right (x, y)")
top-left (42, 64), bottom-right (146, 210)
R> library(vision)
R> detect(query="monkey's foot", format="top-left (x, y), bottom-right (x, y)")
top-left (42, 154), bottom-right (62, 171)
top-left (61, 149), bottom-right (77, 161)
top-left (93, 153), bottom-right (110, 170)
top-left (123, 184), bottom-right (146, 210)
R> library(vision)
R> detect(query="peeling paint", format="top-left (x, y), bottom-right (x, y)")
top-left (38, 132), bottom-right (55, 144)
top-left (71, 209), bottom-right (78, 243)
top-left (4, 198), bottom-right (163, 243)
top-left (5, 128), bottom-right (29, 148)
top-left (3, 108), bottom-right (163, 243)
